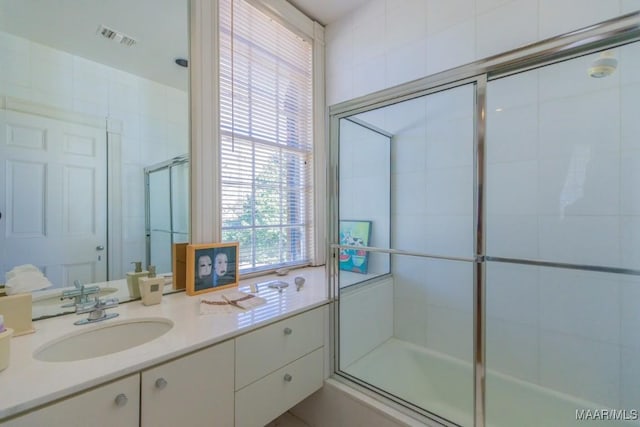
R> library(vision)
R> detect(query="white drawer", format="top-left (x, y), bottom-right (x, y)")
top-left (235, 347), bottom-right (323, 427)
top-left (235, 307), bottom-right (323, 390)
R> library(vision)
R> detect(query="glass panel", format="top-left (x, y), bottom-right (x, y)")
top-left (149, 230), bottom-right (172, 274)
top-left (336, 82), bottom-right (476, 426)
top-left (148, 168), bottom-right (171, 274)
top-left (389, 85), bottom-right (474, 258)
top-left (486, 41), bottom-right (640, 269)
top-left (148, 169), bottom-right (171, 232)
top-left (338, 118), bottom-right (391, 286)
top-left (171, 161), bottom-right (190, 237)
top-left (486, 262), bottom-right (640, 426)
top-left (339, 252), bottom-right (474, 426)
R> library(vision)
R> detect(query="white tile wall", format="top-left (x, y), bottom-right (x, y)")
top-left (486, 263), bottom-right (538, 326)
top-left (475, 0), bottom-right (538, 59)
top-left (539, 331), bottom-right (620, 407)
top-left (426, 19), bottom-right (476, 76)
top-left (486, 319), bottom-right (539, 382)
top-left (538, 269), bottom-right (620, 344)
top-left (326, 1), bottom-right (637, 106)
top-left (486, 214), bottom-right (539, 258)
top-left (425, 305), bottom-right (473, 363)
top-left (0, 31), bottom-right (189, 275)
top-left (392, 256), bottom-right (430, 347)
top-left (620, 347), bottom-right (640, 410)
top-left (340, 277), bottom-right (395, 367)
top-left (620, 276), bottom-right (640, 351)
top-left (422, 214), bottom-right (473, 257)
top-left (538, 0), bottom-right (621, 40)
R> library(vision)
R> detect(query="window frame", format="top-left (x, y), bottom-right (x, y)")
top-left (188, 0), bottom-right (326, 275)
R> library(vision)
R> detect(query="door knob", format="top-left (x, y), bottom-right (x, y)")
top-left (96, 245), bottom-right (105, 251)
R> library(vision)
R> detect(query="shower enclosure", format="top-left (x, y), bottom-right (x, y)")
top-left (330, 13), bottom-right (640, 427)
top-left (145, 155), bottom-right (189, 274)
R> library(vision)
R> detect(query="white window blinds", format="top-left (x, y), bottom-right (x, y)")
top-left (219, 0), bottom-right (314, 273)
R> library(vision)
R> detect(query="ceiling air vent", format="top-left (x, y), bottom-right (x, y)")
top-left (97, 25), bottom-right (137, 47)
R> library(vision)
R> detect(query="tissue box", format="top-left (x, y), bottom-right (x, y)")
top-left (0, 293), bottom-right (34, 336)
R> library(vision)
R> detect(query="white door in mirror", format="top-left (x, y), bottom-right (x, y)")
top-left (0, 109), bottom-right (107, 286)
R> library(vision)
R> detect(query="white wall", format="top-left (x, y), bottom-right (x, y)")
top-left (327, 0), bottom-right (640, 412)
top-left (325, 0), bottom-right (640, 106)
top-left (340, 277), bottom-right (394, 367)
top-left (0, 31), bottom-right (189, 276)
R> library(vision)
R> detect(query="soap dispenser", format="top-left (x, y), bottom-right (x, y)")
top-left (138, 265), bottom-right (164, 306)
top-left (126, 261), bottom-right (149, 299)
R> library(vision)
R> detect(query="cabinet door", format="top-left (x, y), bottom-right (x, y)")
top-left (235, 307), bottom-right (324, 390)
top-left (3, 374), bottom-right (139, 427)
top-left (141, 340), bottom-right (234, 427)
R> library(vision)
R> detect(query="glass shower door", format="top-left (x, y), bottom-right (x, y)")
top-left (485, 41), bottom-right (640, 426)
top-left (335, 82), bottom-right (477, 426)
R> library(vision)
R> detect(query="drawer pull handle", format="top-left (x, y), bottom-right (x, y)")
top-left (115, 393), bottom-right (128, 407)
top-left (284, 374), bottom-right (293, 382)
top-left (155, 378), bottom-right (168, 390)
top-left (283, 327), bottom-right (293, 335)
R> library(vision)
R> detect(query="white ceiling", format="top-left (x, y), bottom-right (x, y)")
top-left (0, 0), bottom-right (189, 90)
top-left (287, 0), bottom-right (369, 25)
top-left (0, 0), bottom-right (363, 91)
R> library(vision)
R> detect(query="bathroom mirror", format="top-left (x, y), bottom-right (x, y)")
top-left (0, 0), bottom-right (190, 319)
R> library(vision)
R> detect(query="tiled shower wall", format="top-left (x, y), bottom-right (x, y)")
top-left (327, 0), bottom-right (640, 410)
top-left (326, 0), bottom-right (640, 106)
top-left (0, 31), bottom-right (189, 276)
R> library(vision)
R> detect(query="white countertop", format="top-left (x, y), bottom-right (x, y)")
top-left (0, 266), bottom-right (329, 420)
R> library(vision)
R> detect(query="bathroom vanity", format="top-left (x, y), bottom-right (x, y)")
top-left (0, 267), bottom-right (328, 427)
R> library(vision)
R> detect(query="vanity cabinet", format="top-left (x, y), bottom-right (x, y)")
top-left (2, 374), bottom-right (139, 427)
top-left (140, 339), bottom-right (234, 427)
top-left (1, 305), bottom-right (326, 427)
top-left (235, 307), bottom-right (325, 427)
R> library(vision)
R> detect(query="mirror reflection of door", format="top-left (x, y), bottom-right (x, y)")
top-left (0, 108), bottom-right (107, 286)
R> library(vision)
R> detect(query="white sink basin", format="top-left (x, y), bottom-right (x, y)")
top-left (34, 317), bottom-right (174, 362)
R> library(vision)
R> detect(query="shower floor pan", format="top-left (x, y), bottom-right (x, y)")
top-left (343, 338), bottom-right (638, 427)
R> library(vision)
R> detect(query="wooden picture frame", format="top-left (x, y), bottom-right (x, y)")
top-left (172, 243), bottom-right (188, 290)
top-left (186, 242), bottom-right (239, 296)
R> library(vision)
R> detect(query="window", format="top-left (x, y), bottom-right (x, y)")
top-left (219, 0), bottom-right (314, 273)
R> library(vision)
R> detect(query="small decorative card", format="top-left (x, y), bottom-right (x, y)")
top-left (199, 290), bottom-right (266, 315)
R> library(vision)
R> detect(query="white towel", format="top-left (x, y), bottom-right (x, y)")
top-left (199, 290), bottom-right (266, 315)
top-left (5, 266), bottom-right (53, 295)
top-left (5, 264), bottom-right (41, 279)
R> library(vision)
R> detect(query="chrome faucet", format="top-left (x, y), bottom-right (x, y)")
top-left (61, 280), bottom-right (100, 308)
top-left (74, 296), bottom-right (119, 325)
